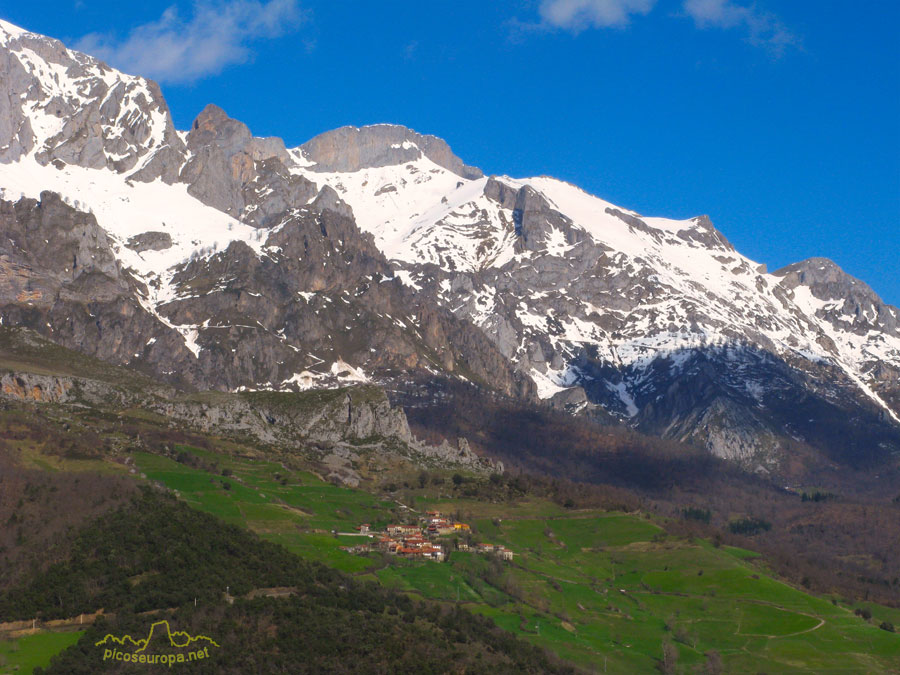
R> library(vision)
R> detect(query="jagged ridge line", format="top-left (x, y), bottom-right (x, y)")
top-left (94, 619), bottom-right (219, 652)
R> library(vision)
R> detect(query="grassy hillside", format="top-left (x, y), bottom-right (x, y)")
top-left (122, 445), bottom-right (900, 672)
top-left (0, 632), bottom-right (83, 674)
top-left (0, 329), bottom-right (897, 672)
top-left (0, 488), bottom-right (567, 674)
top-left (401, 375), bottom-right (900, 608)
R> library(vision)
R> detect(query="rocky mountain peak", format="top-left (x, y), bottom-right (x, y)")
top-left (776, 257), bottom-right (855, 289)
top-left (674, 215), bottom-right (735, 251)
top-left (179, 103), bottom-right (307, 220)
top-left (310, 184), bottom-right (354, 219)
top-left (0, 18), bottom-right (178, 174)
top-left (299, 124), bottom-right (483, 179)
top-left (0, 19), bottom-right (26, 42)
top-left (775, 257), bottom-right (899, 336)
top-left (483, 176), bottom-right (519, 209)
top-left (189, 103), bottom-right (247, 142)
top-left (187, 103), bottom-right (288, 163)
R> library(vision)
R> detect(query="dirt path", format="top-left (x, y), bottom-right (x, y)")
top-left (738, 614), bottom-right (826, 639)
top-left (633, 588), bottom-right (828, 639)
top-left (780, 617), bottom-right (825, 637)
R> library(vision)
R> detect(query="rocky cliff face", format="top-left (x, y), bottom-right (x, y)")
top-left (0, 192), bottom-right (204, 389)
top-left (0, 327), bottom-right (499, 480)
top-left (179, 103), bottom-right (318, 223)
top-left (300, 124), bottom-right (483, 179)
top-left (0, 188), bottom-right (530, 397)
top-left (1, 371), bottom-right (72, 403)
top-left (0, 19), bottom-right (528, 399)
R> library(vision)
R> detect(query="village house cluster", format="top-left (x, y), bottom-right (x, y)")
top-left (340, 511), bottom-right (514, 562)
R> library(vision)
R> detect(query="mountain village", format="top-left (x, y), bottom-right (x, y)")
top-left (340, 511), bottom-right (514, 563)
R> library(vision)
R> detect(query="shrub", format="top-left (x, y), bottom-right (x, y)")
top-left (682, 507), bottom-right (711, 524)
top-left (728, 517), bottom-right (771, 536)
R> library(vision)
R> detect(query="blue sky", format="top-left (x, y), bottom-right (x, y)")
top-left (4, 1), bottom-right (899, 304)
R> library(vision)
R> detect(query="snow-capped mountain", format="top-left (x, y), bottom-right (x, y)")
top-left (1, 18), bottom-right (898, 468)
top-left (0, 19), bottom-right (529, 398)
top-left (295, 149), bottom-right (900, 465)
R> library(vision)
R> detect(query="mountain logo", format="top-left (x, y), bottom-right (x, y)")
top-left (95, 619), bottom-right (219, 666)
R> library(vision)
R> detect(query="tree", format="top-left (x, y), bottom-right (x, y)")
top-left (682, 506), bottom-right (711, 523)
top-left (660, 640), bottom-right (678, 675)
top-left (705, 649), bottom-right (723, 674)
top-left (728, 516), bottom-right (771, 535)
top-left (674, 625), bottom-right (694, 647)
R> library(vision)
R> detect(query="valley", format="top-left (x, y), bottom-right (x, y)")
top-left (0, 341), bottom-right (897, 673)
top-left (3, 427), bottom-right (899, 672)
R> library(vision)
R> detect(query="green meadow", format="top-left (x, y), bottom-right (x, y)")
top-left (131, 446), bottom-right (900, 672)
top-left (134, 448), bottom-right (396, 572)
top-left (0, 631), bottom-right (84, 674)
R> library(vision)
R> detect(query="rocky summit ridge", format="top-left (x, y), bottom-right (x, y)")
top-left (0, 18), bottom-right (898, 470)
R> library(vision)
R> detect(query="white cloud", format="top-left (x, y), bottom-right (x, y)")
top-left (538, 0), bottom-right (657, 31)
top-left (526, 0), bottom-right (797, 53)
top-left (75, 0), bottom-right (303, 84)
top-left (683, 0), bottom-right (797, 54)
